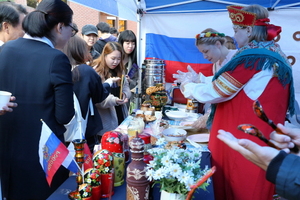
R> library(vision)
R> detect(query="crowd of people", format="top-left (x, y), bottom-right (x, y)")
top-left (0, 0), bottom-right (138, 199)
top-left (0, 0), bottom-right (299, 200)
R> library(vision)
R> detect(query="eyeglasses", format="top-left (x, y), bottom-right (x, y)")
top-left (68, 24), bottom-right (78, 37)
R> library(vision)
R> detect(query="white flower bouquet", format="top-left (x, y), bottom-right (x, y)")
top-left (146, 138), bottom-right (211, 195)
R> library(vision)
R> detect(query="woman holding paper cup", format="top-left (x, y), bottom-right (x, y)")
top-left (0, 91), bottom-right (17, 115)
top-left (0, 0), bottom-right (75, 199)
top-left (93, 42), bottom-right (131, 136)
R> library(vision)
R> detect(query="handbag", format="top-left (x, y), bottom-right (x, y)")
top-left (64, 93), bottom-right (89, 142)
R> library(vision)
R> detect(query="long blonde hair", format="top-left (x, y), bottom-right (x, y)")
top-left (93, 42), bottom-right (124, 82)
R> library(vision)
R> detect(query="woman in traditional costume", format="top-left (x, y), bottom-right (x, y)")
top-left (175, 4), bottom-right (294, 200)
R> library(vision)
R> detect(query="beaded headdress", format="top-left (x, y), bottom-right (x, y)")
top-left (195, 32), bottom-right (225, 39)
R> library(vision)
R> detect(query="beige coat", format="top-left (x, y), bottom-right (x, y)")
top-left (96, 78), bottom-right (131, 135)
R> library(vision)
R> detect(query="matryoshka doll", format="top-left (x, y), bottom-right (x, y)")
top-left (101, 130), bottom-right (125, 187)
top-left (93, 149), bottom-right (114, 198)
top-left (84, 168), bottom-right (101, 200)
top-left (78, 183), bottom-right (92, 200)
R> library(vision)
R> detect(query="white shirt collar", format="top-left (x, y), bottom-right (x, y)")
top-left (23, 33), bottom-right (54, 48)
top-left (0, 40), bottom-right (4, 46)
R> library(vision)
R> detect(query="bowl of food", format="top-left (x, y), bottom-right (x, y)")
top-left (162, 127), bottom-right (187, 142)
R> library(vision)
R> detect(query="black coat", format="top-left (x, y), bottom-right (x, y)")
top-left (72, 64), bottom-right (110, 148)
top-left (0, 38), bottom-right (74, 199)
top-left (93, 39), bottom-right (106, 55)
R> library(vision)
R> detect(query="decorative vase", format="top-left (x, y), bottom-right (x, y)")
top-left (112, 152), bottom-right (125, 186)
top-left (126, 133), bottom-right (150, 200)
top-left (160, 190), bottom-right (186, 200)
top-left (100, 172), bottom-right (115, 198)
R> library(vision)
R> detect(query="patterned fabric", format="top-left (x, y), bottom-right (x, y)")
top-left (213, 72), bottom-right (243, 98)
top-left (235, 40), bottom-right (290, 64)
top-left (207, 40), bottom-right (295, 128)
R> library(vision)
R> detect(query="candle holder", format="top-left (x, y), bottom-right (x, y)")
top-left (73, 139), bottom-right (86, 185)
top-left (68, 139), bottom-right (87, 200)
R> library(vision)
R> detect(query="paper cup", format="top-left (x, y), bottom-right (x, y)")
top-left (0, 91), bottom-right (12, 110)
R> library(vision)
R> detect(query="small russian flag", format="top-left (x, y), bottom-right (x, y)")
top-left (38, 120), bottom-right (69, 186)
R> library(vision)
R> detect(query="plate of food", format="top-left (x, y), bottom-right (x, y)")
top-left (187, 133), bottom-right (210, 143)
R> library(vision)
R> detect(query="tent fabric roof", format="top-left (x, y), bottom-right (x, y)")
top-left (143, 0), bottom-right (300, 14)
top-left (68, 0), bottom-right (300, 20)
top-left (68, 0), bottom-right (138, 21)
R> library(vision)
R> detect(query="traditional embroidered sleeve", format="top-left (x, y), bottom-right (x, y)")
top-left (213, 72), bottom-right (244, 98)
top-left (181, 72), bottom-right (243, 103)
top-left (181, 63), bottom-right (261, 104)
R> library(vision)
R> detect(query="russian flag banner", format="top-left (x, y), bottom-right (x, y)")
top-left (62, 143), bottom-right (78, 174)
top-left (139, 12), bottom-right (242, 84)
top-left (38, 121), bottom-right (69, 186)
top-left (145, 33), bottom-right (213, 82)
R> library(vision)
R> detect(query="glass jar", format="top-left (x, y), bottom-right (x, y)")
top-left (135, 117), bottom-right (145, 134)
top-left (186, 98), bottom-right (199, 113)
top-left (127, 120), bottom-right (140, 137)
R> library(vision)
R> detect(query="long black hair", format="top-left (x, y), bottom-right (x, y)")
top-left (118, 30), bottom-right (137, 64)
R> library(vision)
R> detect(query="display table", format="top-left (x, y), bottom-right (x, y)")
top-left (48, 113), bottom-right (214, 200)
top-left (47, 151), bottom-right (214, 200)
